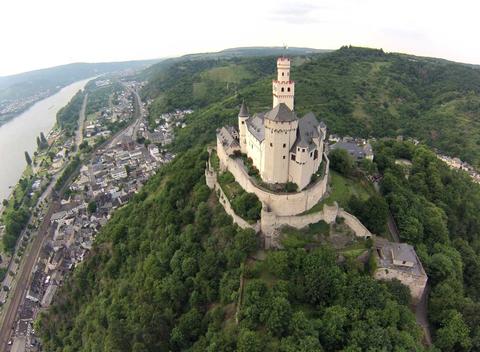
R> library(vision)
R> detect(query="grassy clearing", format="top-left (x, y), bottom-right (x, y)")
top-left (210, 150), bottom-right (220, 172)
top-left (305, 171), bottom-right (373, 214)
top-left (338, 240), bottom-right (369, 259)
top-left (201, 64), bottom-right (253, 83)
top-left (280, 220), bottom-right (330, 249)
top-left (218, 172), bottom-right (244, 200)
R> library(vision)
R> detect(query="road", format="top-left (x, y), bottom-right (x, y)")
top-left (75, 93), bottom-right (88, 149)
top-left (0, 200), bottom-right (58, 349)
top-left (107, 87), bottom-right (144, 148)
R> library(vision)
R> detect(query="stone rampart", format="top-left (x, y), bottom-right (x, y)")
top-left (217, 144), bottom-right (329, 216)
top-left (205, 162), bottom-right (260, 233)
top-left (338, 209), bottom-right (372, 238)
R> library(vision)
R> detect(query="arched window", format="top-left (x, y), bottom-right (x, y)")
top-left (314, 150), bottom-right (318, 160)
top-left (287, 87), bottom-right (291, 92)
top-left (281, 87), bottom-right (284, 92)
top-left (282, 72), bottom-right (284, 76)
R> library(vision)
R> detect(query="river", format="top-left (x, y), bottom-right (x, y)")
top-left (0, 78), bottom-right (93, 202)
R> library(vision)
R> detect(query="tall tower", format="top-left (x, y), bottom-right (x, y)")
top-left (272, 57), bottom-right (295, 110)
top-left (238, 101), bottom-right (249, 154)
top-left (262, 103), bottom-right (298, 184)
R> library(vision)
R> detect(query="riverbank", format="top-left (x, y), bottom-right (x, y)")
top-left (0, 78), bottom-right (94, 202)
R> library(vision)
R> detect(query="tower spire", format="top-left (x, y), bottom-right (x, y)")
top-left (239, 100), bottom-right (249, 117)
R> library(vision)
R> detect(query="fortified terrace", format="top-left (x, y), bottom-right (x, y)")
top-left (206, 56), bottom-right (428, 304)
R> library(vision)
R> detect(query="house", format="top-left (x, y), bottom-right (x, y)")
top-left (373, 240), bottom-right (428, 304)
top-left (330, 140), bottom-right (374, 160)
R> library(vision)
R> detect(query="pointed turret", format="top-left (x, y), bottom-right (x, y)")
top-left (238, 101), bottom-right (249, 154)
top-left (239, 101), bottom-right (249, 117)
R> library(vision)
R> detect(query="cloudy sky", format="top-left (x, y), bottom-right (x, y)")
top-left (1, 0), bottom-right (479, 76)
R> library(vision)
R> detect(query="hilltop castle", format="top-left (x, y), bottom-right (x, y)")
top-left (218, 57), bottom-right (326, 190)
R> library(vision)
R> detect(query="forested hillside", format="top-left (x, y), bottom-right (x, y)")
top-left (147, 46), bottom-right (480, 165)
top-left (38, 47), bottom-right (480, 351)
top-left (38, 149), bottom-right (425, 352)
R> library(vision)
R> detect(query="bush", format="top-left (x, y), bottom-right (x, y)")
top-left (285, 182), bottom-right (298, 193)
top-left (329, 148), bottom-right (355, 176)
top-left (231, 192), bottom-right (261, 221)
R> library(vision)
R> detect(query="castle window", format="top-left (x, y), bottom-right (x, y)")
top-left (291, 154), bottom-right (296, 161)
top-left (287, 87), bottom-right (291, 92)
top-left (310, 152), bottom-right (313, 157)
top-left (282, 72), bottom-right (284, 76)
top-left (283, 156), bottom-right (286, 159)
top-left (281, 87), bottom-right (284, 92)
top-left (270, 143), bottom-right (273, 147)
top-left (283, 143), bottom-right (286, 148)
top-left (241, 121), bottom-right (244, 124)
top-left (314, 150), bottom-right (318, 160)
top-left (302, 148), bottom-right (305, 152)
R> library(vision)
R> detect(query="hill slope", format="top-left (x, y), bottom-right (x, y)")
top-left (146, 46), bottom-right (480, 166)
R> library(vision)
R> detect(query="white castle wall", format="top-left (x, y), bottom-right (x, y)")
top-left (217, 143), bottom-right (329, 216)
top-left (260, 203), bottom-right (372, 240)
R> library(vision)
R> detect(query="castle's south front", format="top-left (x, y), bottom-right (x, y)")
top-left (218, 57), bottom-right (326, 191)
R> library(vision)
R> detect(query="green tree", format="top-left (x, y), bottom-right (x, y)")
top-left (435, 310), bottom-right (471, 352)
top-left (237, 329), bottom-right (263, 352)
top-left (24, 151), bottom-right (32, 165)
top-left (265, 296), bottom-right (292, 336)
top-left (87, 201), bottom-right (97, 214)
top-left (329, 148), bottom-right (355, 176)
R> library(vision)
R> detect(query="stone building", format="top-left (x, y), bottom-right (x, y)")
top-left (373, 240), bottom-right (428, 304)
top-left (218, 57), bottom-right (326, 191)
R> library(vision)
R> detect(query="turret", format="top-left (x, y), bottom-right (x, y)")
top-left (272, 57), bottom-right (295, 110)
top-left (238, 101), bottom-right (249, 154)
top-left (262, 103), bottom-right (298, 184)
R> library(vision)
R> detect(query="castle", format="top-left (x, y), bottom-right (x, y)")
top-left (210, 57), bottom-right (427, 304)
top-left (218, 57), bottom-right (326, 191)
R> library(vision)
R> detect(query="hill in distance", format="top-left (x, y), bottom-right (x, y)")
top-left (0, 59), bottom-right (163, 126)
top-left (142, 46), bottom-right (480, 167)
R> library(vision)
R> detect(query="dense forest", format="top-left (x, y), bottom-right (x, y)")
top-left (39, 47), bottom-right (480, 350)
top-left (375, 140), bottom-right (480, 350)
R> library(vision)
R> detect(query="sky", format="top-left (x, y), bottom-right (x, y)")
top-left (1, 0), bottom-right (480, 76)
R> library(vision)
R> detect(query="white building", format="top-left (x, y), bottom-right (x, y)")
top-left (218, 57), bottom-right (327, 191)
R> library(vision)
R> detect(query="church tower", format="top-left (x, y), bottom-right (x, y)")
top-left (238, 101), bottom-right (249, 154)
top-left (272, 57), bottom-right (295, 110)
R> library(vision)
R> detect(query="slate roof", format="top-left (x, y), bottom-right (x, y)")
top-left (217, 126), bottom-right (240, 148)
top-left (264, 103), bottom-right (296, 122)
top-left (239, 101), bottom-right (249, 117)
top-left (330, 141), bottom-right (372, 159)
top-left (246, 113), bottom-right (265, 142)
top-left (291, 112), bottom-right (321, 151)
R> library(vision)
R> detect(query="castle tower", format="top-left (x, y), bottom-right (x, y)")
top-left (272, 57), bottom-right (295, 110)
top-left (262, 103), bottom-right (298, 184)
top-left (238, 101), bottom-right (249, 154)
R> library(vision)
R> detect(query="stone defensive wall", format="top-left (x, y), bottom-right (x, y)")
top-left (208, 146), bottom-right (372, 247)
top-left (260, 203), bottom-right (373, 239)
top-left (374, 267), bottom-right (427, 304)
top-left (216, 144), bottom-right (329, 216)
top-left (205, 161), bottom-right (260, 233)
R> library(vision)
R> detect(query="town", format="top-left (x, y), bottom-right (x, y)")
top-left (0, 75), bottom-right (188, 351)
